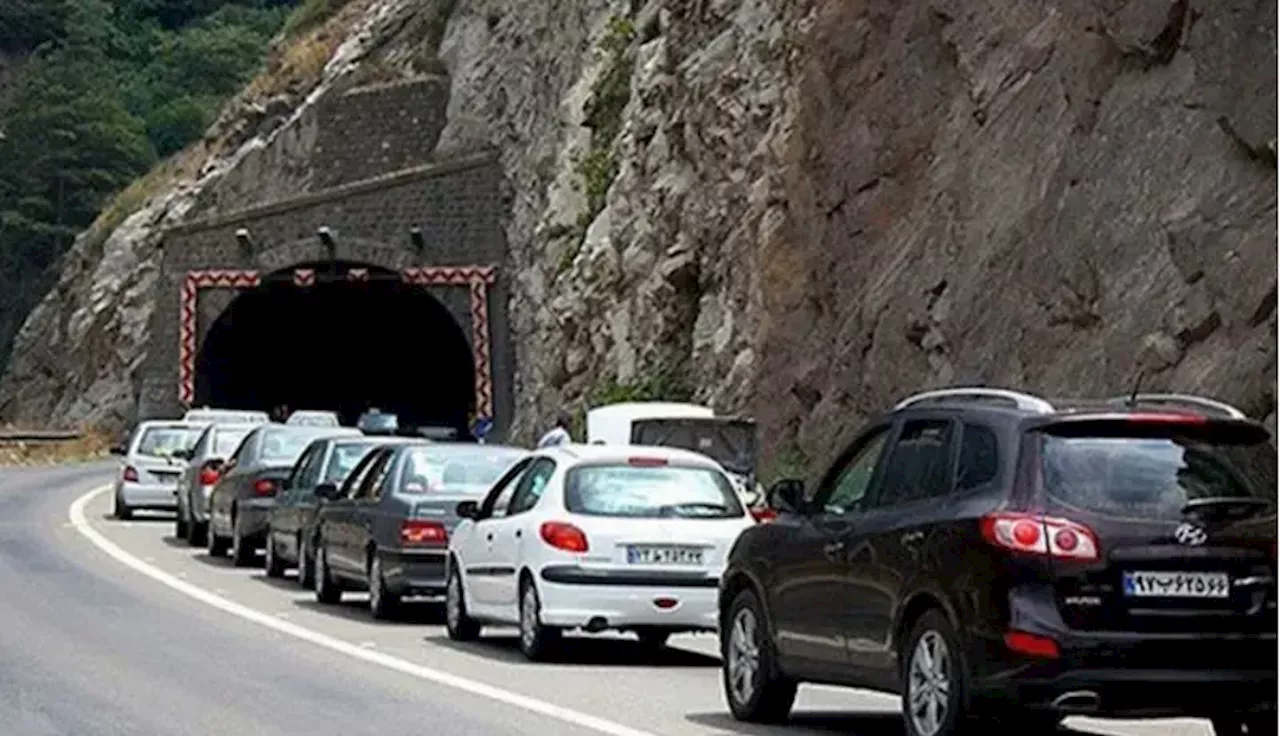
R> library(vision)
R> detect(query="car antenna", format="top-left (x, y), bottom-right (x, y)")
top-left (1127, 369), bottom-right (1146, 408)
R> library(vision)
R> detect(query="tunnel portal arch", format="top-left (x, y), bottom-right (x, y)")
top-left (180, 261), bottom-right (496, 431)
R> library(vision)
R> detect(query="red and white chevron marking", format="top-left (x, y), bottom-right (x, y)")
top-left (293, 268), bottom-right (316, 287)
top-left (178, 269), bottom-right (261, 406)
top-left (467, 280), bottom-right (494, 421)
top-left (401, 265), bottom-right (496, 286)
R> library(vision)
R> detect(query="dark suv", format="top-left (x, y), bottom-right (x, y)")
top-left (719, 388), bottom-right (1277, 736)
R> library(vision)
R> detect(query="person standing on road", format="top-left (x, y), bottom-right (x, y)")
top-left (536, 411), bottom-right (573, 448)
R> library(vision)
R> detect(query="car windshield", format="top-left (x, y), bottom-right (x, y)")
top-left (213, 428), bottom-right (252, 457)
top-left (399, 446), bottom-right (525, 494)
top-left (1040, 427), bottom-right (1277, 521)
top-left (564, 463), bottom-right (744, 519)
top-left (260, 429), bottom-right (345, 464)
top-left (135, 427), bottom-right (203, 458)
top-left (324, 442), bottom-right (380, 482)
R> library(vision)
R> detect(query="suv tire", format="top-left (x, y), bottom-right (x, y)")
top-left (722, 588), bottom-right (797, 723)
top-left (901, 609), bottom-right (969, 736)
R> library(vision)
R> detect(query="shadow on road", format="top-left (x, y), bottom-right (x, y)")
top-left (161, 535), bottom-right (191, 549)
top-left (686, 711), bottom-right (903, 735)
top-left (100, 511), bottom-right (174, 523)
top-left (291, 596), bottom-right (448, 626)
top-left (686, 711), bottom-right (1084, 735)
top-left (428, 633), bottom-right (721, 668)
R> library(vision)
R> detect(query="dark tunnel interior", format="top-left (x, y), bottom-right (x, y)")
top-left (193, 262), bottom-right (475, 430)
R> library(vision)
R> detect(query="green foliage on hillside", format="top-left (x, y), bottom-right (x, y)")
top-left (0, 0), bottom-right (297, 370)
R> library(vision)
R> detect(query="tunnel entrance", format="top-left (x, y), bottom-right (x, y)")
top-left (193, 262), bottom-right (475, 430)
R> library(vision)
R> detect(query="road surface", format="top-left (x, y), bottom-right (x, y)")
top-left (0, 463), bottom-right (1214, 736)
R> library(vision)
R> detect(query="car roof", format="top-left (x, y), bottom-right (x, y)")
top-left (885, 388), bottom-right (1260, 426)
top-left (538, 443), bottom-right (726, 469)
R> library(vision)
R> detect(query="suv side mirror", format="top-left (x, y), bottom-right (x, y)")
top-left (768, 479), bottom-right (807, 515)
top-left (109, 444), bottom-right (127, 456)
top-left (455, 500), bottom-right (479, 519)
top-left (314, 482), bottom-right (340, 500)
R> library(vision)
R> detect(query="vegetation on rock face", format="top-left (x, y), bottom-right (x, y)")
top-left (558, 14), bottom-right (636, 275)
top-left (0, 0), bottom-right (296, 373)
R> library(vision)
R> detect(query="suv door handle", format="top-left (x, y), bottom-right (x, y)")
top-left (822, 541), bottom-right (845, 560)
top-left (901, 531), bottom-right (925, 545)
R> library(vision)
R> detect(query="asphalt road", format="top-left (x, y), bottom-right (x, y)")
top-left (0, 463), bottom-right (1215, 736)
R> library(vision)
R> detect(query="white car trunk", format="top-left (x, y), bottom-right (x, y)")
top-left (572, 515), bottom-right (752, 574)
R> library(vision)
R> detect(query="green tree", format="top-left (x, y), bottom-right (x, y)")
top-left (0, 48), bottom-right (154, 268)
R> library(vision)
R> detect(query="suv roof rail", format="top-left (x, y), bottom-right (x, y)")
top-left (1106, 393), bottom-right (1247, 419)
top-left (893, 387), bottom-right (1056, 414)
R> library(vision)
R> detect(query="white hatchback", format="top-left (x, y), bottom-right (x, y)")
top-left (445, 444), bottom-right (756, 660)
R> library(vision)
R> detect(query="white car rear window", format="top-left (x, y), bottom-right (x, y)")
top-left (564, 464), bottom-right (744, 519)
top-left (136, 427), bottom-right (202, 458)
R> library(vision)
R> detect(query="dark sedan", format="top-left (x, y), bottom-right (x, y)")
top-left (265, 435), bottom-right (424, 585)
top-left (206, 424), bottom-right (361, 566)
top-left (311, 441), bottom-right (528, 619)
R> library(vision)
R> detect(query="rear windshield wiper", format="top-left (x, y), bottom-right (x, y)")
top-left (1182, 497), bottom-right (1272, 517)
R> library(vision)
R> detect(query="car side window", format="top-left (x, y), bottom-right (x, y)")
top-left (286, 446), bottom-right (319, 497)
top-left (813, 427), bottom-right (892, 515)
top-left (480, 458), bottom-right (533, 519)
top-left (874, 419), bottom-right (957, 508)
top-left (374, 453), bottom-right (400, 501)
top-left (339, 452), bottom-right (378, 497)
top-left (955, 423), bottom-right (1000, 492)
top-left (355, 452), bottom-right (393, 501)
top-left (507, 458), bottom-right (556, 516)
top-left (226, 433), bottom-right (251, 470)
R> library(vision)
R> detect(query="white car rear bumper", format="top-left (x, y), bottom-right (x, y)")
top-left (535, 566), bottom-right (720, 630)
top-left (117, 481), bottom-right (179, 510)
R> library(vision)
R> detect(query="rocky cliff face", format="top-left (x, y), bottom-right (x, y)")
top-left (1, 0), bottom-right (1274, 476)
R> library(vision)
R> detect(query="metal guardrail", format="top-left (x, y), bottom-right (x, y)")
top-left (0, 430), bottom-right (84, 443)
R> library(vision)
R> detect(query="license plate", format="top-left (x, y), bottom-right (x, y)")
top-left (1122, 571), bottom-right (1230, 599)
top-left (626, 545), bottom-right (704, 566)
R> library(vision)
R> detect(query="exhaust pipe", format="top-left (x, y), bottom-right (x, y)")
top-left (1051, 690), bottom-right (1100, 713)
top-left (584, 616), bottom-right (609, 633)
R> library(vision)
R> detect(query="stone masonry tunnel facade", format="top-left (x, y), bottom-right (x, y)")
top-left (137, 77), bottom-right (515, 438)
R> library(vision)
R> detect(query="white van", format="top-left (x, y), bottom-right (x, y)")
top-left (585, 402), bottom-right (714, 445)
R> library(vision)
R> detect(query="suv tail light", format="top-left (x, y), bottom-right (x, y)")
top-left (198, 463), bottom-right (221, 486)
top-left (540, 521), bottom-right (589, 552)
top-left (1004, 630), bottom-right (1060, 658)
top-left (750, 507), bottom-right (778, 523)
top-left (980, 512), bottom-right (1099, 561)
top-left (252, 478), bottom-right (277, 496)
top-left (400, 519), bottom-right (447, 547)
top-left (122, 466), bottom-right (139, 483)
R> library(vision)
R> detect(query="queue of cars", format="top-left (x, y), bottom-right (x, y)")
top-left (107, 389), bottom-right (1279, 736)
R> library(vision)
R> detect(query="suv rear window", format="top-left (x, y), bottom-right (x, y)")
top-left (1039, 423), bottom-right (1277, 520)
top-left (564, 464), bottom-right (744, 519)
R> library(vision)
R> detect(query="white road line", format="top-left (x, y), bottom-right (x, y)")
top-left (69, 485), bottom-right (658, 736)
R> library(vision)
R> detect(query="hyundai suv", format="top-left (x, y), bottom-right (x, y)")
top-left (719, 388), bottom-right (1277, 736)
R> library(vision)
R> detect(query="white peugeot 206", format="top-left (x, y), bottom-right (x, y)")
top-left (445, 444), bottom-right (756, 660)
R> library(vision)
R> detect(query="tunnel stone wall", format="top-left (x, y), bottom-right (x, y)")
top-left (141, 144), bottom-right (515, 439)
top-left (312, 76), bottom-right (449, 191)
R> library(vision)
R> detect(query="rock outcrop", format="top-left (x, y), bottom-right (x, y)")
top-left (1, 0), bottom-right (1274, 476)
